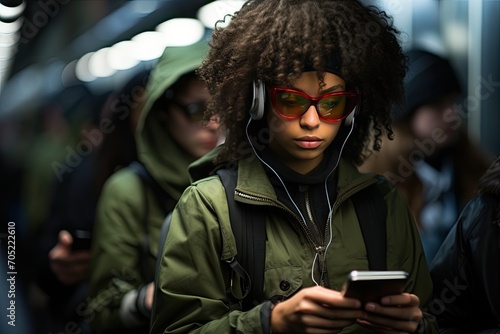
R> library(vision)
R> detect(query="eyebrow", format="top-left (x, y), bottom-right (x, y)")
top-left (319, 84), bottom-right (345, 94)
top-left (289, 83), bottom-right (345, 95)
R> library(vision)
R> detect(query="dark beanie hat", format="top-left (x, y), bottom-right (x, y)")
top-left (392, 49), bottom-right (462, 123)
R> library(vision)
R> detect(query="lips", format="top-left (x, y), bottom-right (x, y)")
top-left (295, 136), bottom-right (323, 149)
top-left (202, 140), bottom-right (218, 149)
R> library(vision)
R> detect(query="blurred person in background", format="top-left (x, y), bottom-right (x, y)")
top-left (359, 49), bottom-right (493, 263)
top-left (86, 40), bottom-right (221, 334)
top-left (22, 84), bottom-right (94, 239)
top-left (430, 156), bottom-right (500, 333)
top-left (18, 84), bottom-right (97, 331)
top-left (32, 69), bottom-right (150, 334)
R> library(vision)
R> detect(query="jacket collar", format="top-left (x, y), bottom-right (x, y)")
top-left (236, 154), bottom-right (379, 202)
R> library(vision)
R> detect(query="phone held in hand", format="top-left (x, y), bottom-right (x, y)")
top-left (71, 229), bottom-right (92, 251)
top-left (341, 270), bottom-right (409, 304)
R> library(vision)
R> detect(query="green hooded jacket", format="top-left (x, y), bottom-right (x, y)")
top-left (86, 40), bottom-right (209, 334)
top-left (150, 147), bottom-right (438, 334)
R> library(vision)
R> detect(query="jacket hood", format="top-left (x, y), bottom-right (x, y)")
top-left (188, 144), bottom-right (223, 182)
top-left (136, 40), bottom-right (209, 199)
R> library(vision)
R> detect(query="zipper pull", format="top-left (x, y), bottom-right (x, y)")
top-left (315, 245), bottom-right (325, 253)
top-left (315, 246), bottom-right (327, 286)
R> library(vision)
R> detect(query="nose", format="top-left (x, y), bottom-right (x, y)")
top-left (442, 103), bottom-right (455, 119)
top-left (299, 105), bottom-right (320, 129)
top-left (203, 115), bottom-right (221, 131)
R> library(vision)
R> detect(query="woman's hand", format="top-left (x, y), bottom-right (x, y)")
top-left (357, 293), bottom-right (423, 333)
top-left (270, 286), bottom-right (364, 334)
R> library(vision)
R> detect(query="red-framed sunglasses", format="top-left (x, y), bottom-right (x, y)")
top-left (269, 86), bottom-right (359, 123)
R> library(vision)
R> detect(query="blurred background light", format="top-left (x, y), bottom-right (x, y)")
top-left (155, 18), bottom-right (205, 47)
top-left (443, 22), bottom-right (469, 56)
top-left (197, 0), bottom-right (245, 29)
top-left (131, 31), bottom-right (167, 61)
top-left (106, 40), bottom-right (139, 71)
top-left (0, 0), bottom-right (24, 92)
top-left (88, 47), bottom-right (116, 78)
top-left (0, 0), bottom-right (25, 22)
top-left (75, 52), bottom-right (96, 83)
top-left (0, 16), bottom-right (22, 33)
top-left (61, 59), bottom-right (78, 87)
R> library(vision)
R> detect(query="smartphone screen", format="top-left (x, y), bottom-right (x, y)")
top-left (341, 270), bottom-right (409, 304)
top-left (71, 230), bottom-right (92, 251)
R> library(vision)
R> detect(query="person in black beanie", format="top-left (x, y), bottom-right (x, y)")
top-left (392, 49), bottom-right (462, 124)
top-left (360, 48), bottom-right (493, 264)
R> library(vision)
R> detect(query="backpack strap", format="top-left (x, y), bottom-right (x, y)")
top-left (217, 169), bottom-right (388, 309)
top-left (150, 211), bottom-right (173, 328)
top-left (128, 161), bottom-right (176, 213)
top-left (352, 178), bottom-right (388, 271)
top-left (216, 168), bottom-right (267, 311)
top-left (128, 161), bottom-right (176, 282)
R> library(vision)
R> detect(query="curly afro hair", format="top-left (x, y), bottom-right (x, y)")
top-left (198, 0), bottom-right (407, 166)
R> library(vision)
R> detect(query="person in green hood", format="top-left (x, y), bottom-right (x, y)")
top-left (150, 1), bottom-right (438, 334)
top-left (86, 40), bottom-right (221, 334)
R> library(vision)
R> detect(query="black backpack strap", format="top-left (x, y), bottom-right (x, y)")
top-left (352, 179), bottom-right (388, 271)
top-left (128, 161), bottom-right (176, 213)
top-left (216, 168), bottom-right (267, 311)
top-left (128, 161), bottom-right (176, 282)
top-left (150, 211), bottom-right (173, 328)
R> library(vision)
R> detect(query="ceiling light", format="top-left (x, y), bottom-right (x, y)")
top-left (88, 47), bottom-right (116, 78)
top-left (131, 31), bottom-right (167, 61)
top-left (0, 1), bottom-right (25, 22)
top-left (107, 40), bottom-right (140, 71)
top-left (75, 52), bottom-right (97, 82)
top-left (197, 0), bottom-right (245, 29)
top-left (0, 16), bottom-right (22, 34)
top-left (155, 18), bottom-right (205, 47)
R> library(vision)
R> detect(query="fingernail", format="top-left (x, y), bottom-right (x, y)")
top-left (365, 303), bottom-right (376, 311)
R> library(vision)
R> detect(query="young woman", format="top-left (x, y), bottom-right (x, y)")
top-left (151, 1), bottom-right (438, 333)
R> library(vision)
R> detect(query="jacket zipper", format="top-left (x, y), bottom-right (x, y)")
top-left (309, 179), bottom-right (380, 287)
top-left (305, 188), bottom-right (329, 286)
top-left (234, 190), bottom-right (320, 253)
top-left (235, 178), bottom-right (378, 288)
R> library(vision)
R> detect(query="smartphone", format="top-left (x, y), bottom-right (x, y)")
top-left (71, 230), bottom-right (92, 251)
top-left (341, 270), bottom-right (409, 304)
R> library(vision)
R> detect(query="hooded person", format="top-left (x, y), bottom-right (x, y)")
top-left (86, 40), bottom-right (221, 334)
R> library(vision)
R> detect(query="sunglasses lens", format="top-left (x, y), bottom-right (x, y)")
top-left (318, 95), bottom-right (348, 120)
top-left (272, 87), bottom-right (357, 122)
top-left (274, 91), bottom-right (310, 117)
top-left (184, 102), bottom-right (206, 122)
